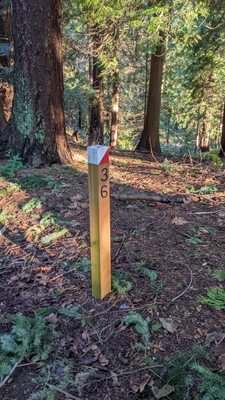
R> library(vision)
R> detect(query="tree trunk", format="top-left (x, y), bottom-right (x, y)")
top-left (9, 0), bottom-right (72, 166)
top-left (199, 120), bottom-right (210, 152)
top-left (0, 5), bottom-right (13, 132)
top-left (137, 40), bottom-right (165, 152)
top-left (220, 102), bottom-right (225, 154)
top-left (110, 71), bottom-right (119, 148)
top-left (89, 29), bottom-right (104, 145)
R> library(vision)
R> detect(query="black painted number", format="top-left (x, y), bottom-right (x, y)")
top-left (101, 167), bottom-right (108, 182)
top-left (101, 185), bottom-right (108, 198)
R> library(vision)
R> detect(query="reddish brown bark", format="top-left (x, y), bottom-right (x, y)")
top-left (0, 6), bottom-right (13, 132)
top-left (137, 41), bottom-right (165, 152)
top-left (9, 0), bottom-right (72, 166)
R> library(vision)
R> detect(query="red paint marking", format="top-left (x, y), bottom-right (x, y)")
top-left (100, 148), bottom-right (109, 165)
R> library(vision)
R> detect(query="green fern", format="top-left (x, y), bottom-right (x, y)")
top-left (137, 265), bottom-right (162, 294)
top-left (19, 173), bottom-right (48, 189)
top-left (212, 269), bottom-right (225, 282)
top-left (22, 198), bottom-right (42, 213)
top-left (112, 271), bottom-right (133, 295)
top-left (41, 228), bottom-right (68, 244)
top-left (198, 287), bottom-right (225, 309)
top-left (123, 311), bottom-right (150, 348)
top-left (0, 155), bottom-right (25, 179)
top-left (0, 210), bottom-right (16, 224)
top-left (0, 183), bottom-right (20, 198)
top-left (192, 363), bottom-right (225, 399)
top-left (0, 313), bottom-right (55, 384)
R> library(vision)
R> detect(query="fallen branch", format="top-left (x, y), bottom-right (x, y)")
top-left (0, 358), bottom-right (22, 390)
top-left (172, 264), bottom-right (193, 302)
top-left (47, 384), bottom-right (81, 400)
top-left (112, 193), bottom-right (184, 204)
top-left (189, 210), bottom-right (222, 215)
top-left (112, 234), bottom-right (126, 261)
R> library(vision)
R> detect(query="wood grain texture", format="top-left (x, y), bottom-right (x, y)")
top-left (88, 163), bottom-right (111, 299)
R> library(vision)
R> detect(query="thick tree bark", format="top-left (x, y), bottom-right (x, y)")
top-left (0, 5), bottom-right (13, 133)
top-left (110, 71), bottom-right (119, 148)
top-left (89, 29), bottom-right (105, 145)
top-left (9, 0), bottom-right (72, 166)
top-left (220, 102), bottom-right (225, 154)
top-left (137, 41), bottom-right (165, 152)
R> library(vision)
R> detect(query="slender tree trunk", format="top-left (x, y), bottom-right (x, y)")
top-left (9, 0), bottom-right (72, 166)
top-left (220, 102), bottom-right (225, 154)
top-left (0, 5), bottom-right (13, 132)
top-left (199, 120), bottom-right (210, 152)
top-left (110, 71), bottom-right (119, 148)
top-left (89, 28), bottom-right (104, 145)
top-left (137, 40), bottom-right (165, 152)
top-left (110, 25), bottom-right (119, 148)
top-left (78, 105), bottom-right (82, 129)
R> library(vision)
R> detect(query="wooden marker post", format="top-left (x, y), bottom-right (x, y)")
top-left (88, 145), bottom-right (111, 299)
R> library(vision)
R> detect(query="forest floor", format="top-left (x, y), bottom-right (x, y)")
top-left (0, 148), bottom-right (225, 400)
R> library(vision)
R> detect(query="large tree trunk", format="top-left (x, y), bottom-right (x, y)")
top-left (89, 29), bottom-right (104, 145)
top-left (0, 5), bottom-right (13, 133)
top-left (220, 102), bottom-right (225, 154)
top-left (137, 40), bottom-right (165, 153)
top-left (9, 0), bottom-right (72, 166)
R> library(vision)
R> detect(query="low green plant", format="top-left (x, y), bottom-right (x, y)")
top-left (186, 236), bottom-right (203, 245)
top-left (59, 305), bottom-right (80, 318)
top-left (112, 271), bottom-right (133, 295)
top-left (161, 158), bottom-right (172, 173)
top-left (74, 258), bottom-right (90, 273)
top-left (22, 198), bottom-right (42, 212)
top-left (31, 361), bottom-right (73, 400)
top-left (19, 173), bottom-right (48, 189)
top-left (150, 346), bottom-right (224, 400)
top-left (186, 185), bottom-right (218, 195)
top-left (0, 210), bottom-right (16, 224)
top-left (204, 149), bottom-right (223, 167)
top-left (0, 183), bottom-right (20, 198)
top-left (0, 155), bottom-right (25, 179)
top-left (123, 311), bottom-right (150, 348)
top-left (41, 228), bottom-right (68, 244)
top-left (0, 313), bottom-right (55, 385)
top-left (137, 263), bottom-right (162, 294)
top-left (26, 212), bottom-right (60, 241)
top-left (198, 287), bottom-right (225, 309)
top-left (191, 362), bottom-right (225, 399)
top-left (212, 269), bottom-right (225, 282)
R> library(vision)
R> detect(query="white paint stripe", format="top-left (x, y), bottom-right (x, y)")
top-left (88, 145), bottom-right (108, 165)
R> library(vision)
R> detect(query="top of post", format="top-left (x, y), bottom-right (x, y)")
top-left (88, 145), bottom-right (109, 165)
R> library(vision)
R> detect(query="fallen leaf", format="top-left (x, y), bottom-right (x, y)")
top-left (98, 354), bottom-right (109, 366)
top-left (130, 373), bottom-right (151, 393)
top-left (171, 217), bottom-right (188, 225)
top-left (205, 332), bottom-right (225, 347)
top-left (82, 330), bottom-right (90, 342)
top-left (110, 371), bottom-right (119, 386)
top-left (152, 384), bottom-right (175, 399)
top-left (159, 318), bottom-right (178, 334)
top-left (44, 313), bottom-right (58, 324)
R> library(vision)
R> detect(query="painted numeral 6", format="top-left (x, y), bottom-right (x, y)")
top-left (101, 185), bottom-right (108, 198)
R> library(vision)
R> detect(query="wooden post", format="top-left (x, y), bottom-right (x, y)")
top-left (88, 145), bottom-right (111, 299)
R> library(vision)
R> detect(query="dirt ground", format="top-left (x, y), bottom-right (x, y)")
top-left (0, 149), bottom-right (225, 400)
